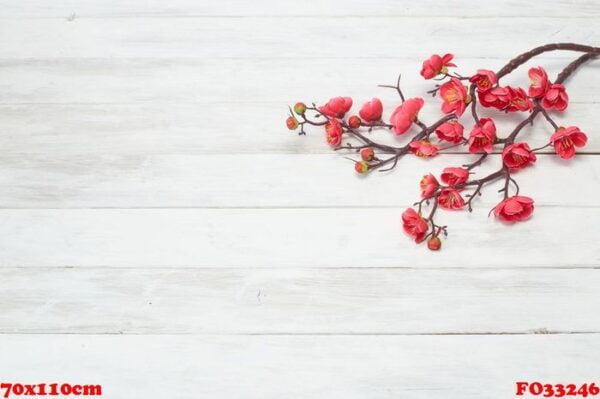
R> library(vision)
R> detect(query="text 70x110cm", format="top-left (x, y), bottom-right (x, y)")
top-left (0, 383), bottom-right (101, 397)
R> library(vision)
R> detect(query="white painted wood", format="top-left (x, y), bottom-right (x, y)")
top-left (1, 334), bottom-right (599, 398)
top-left (2, 0), bottom-right (600, 18)
top-left (0, 18), bottom-right (597, 59)
top-left (2, 58), bottom-right (595, 105)
top-left (1, 0), bottom-right (599, 393)
top-left (0, 154), bottom-right (598, 208)
top-left (0, 100), bottom-right (598, 155)
top-left (1, 267), bottom-right (598, 334)
top-left (0, 207), bottom-right (597, 268)
top-left (1, 58), bottom-right (596, 152)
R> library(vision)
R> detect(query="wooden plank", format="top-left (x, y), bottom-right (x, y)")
top-left (1, 58), bottom-right (596, 152)
top-left (2, 0), bottom-right (599, 18)
top-left (2, 58), bottom-right (596, 104)
top-left (1, 267), bottom-right (598, 334)
top-left (0, 18), bottom-right (597, 59)
top-left (1, 334), bottom-right (599, 398)
top-left (0, 154), bottom-right (597, 208)
top-left (0, 100), bottom-right (598, 155)
top-left (0, 207), bottom-right (598, 268)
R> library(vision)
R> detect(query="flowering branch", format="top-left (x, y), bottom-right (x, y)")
top-left (285, 43), bottom-right (599, 250)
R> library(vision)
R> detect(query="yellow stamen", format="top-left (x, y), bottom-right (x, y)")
top-left (562, 137), bottom-right (573, 148)
top-left (444, 90), bottom-right (457, 102)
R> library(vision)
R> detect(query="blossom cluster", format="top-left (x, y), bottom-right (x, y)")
top-left (285, 44), bottom-right (596, 250)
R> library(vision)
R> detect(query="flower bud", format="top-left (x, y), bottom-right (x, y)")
top-left (360, 147), bottom-right (375, 162)
top-left (354, 161), bottom-right (369, 174)
top-left (286, 116), bottom-right (299, 130)
top-left (294, 102), bottom-right (307, 115)
top-left (348, 115), bottom-right (361, 129)
top-left (427, 236), bottom-right (442, 251)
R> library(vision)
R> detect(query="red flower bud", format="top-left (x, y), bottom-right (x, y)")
top-left (359, 98), bottom-right (383, 122)
top-left (541, 84), bottom-right (569, 112)
top-left (528, 67), bottom-right (549, 99)
top-left (286, 116), bottom-right (299, 130)
top-left (478, 87), bottom-right (511, 110)
top-left (409, 140), bottom-right (438, 158)
top-left (325, 119), bottom-right (343, 147)
top-left (402, 208), bottom-right (428, 243)
top-left (319, 97), bottom-right (353, 118)
top-left (294, 102), bottom-right (307, 115)
top-left (494, 196), bottom-right (534, 223)
top-left (360, 147), bottom-right (375, 162)
top-left (390, 98), bottom-right (424, 135)
top-left (427, 236), bottom-right (442, 251)
top-left (355, 161), bottom-right (369, 174)
top-left (420, 174), bottom-right (439, 199)
top-left (420, 53), bottom-right (456, 80)
top-left (435, 120), bottom-right (464, 144)
top-left (348, 115), bottom-right (361, 129)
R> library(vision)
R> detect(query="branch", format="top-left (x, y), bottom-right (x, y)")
top-left (496, 43), bottom-right (600, 79)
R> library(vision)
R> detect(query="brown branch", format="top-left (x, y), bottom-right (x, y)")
top-left (288, 43), bottom-right (598, 249)
top-left (502, 52), bottom-right (595, 146)
top-left (496, 43), bottom-right (600, 79)
top-left (468, 84), bottom-right (480, 125)
top-left (556, 51), bottom-right (598, 84)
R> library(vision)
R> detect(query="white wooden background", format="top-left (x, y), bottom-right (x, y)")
top-left (0, 1), bottom-right (599, 397)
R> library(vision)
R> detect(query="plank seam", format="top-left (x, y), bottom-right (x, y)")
top-left (2, 16), bottom-right (600, 20)
top-left (0, 331), bottom-right (598, 336)
top-left (1, 265), bottom-right (599, 270)
top-left (0, 204), bottom-right (598, 210)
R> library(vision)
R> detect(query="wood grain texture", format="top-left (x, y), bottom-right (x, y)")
top-left (1, 57), bottom-right (597, 153)
top-left (2, 0), bottom-right (600, 18)
top-left (0, 154), bottom-right (598, 208)
top-left (1, 0), bottom-right (599, 392)
top-left (0, 18), bottom-right (598, 59)
top-left (0, 101), bottom-right (599, 155)
top-left (1, 334), bottom-right (599, 398)
top-left (1, 267), bottom-right (598, 334)
top-left (2, 58), bottom-right (596, 104)
top-left (0, 207), bottom-right (597, 268)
